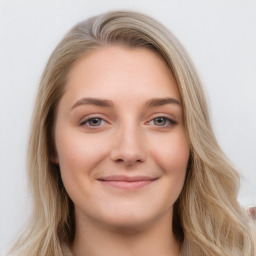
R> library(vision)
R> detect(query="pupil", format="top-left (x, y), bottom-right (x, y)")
top-left (90, 118), bottom-right (101, 126)
top-left (155, 117), bottom-right (166, 126)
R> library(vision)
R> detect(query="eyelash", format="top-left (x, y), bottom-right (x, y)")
top-left (80, 115), bottom-right (177, 128)
top-left (80, 116), bottom-right (107, 127)
top-left (147, 116), bottom-right (177, 127)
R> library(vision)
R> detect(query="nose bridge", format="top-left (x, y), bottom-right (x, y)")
top-left (110, 119), bottom-right (146, 165)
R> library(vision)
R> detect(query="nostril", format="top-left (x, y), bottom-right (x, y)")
top-left (110, 136), bottom-right (147, 164)
top-left (114, 157), bottom-right (144, 166)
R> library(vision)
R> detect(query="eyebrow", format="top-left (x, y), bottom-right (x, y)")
top-left (71, 97), bottom-right (181, 111)
top-left (145, 97), bottom-right (181, 107)
top-left (71, 97), bottom-right (113, 110)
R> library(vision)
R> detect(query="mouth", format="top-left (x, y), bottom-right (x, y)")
top-left (97, 175), bottom-right (158, 190)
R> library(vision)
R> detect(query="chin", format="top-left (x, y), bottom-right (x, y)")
top-left (104, 218), bottom-right (154, 234)
top-left (98, 207), bottom-right (171, 234)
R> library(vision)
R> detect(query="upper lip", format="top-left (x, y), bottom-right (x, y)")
top-left (97, 175), bottom-right (158, 182)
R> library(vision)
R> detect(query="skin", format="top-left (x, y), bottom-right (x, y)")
top-left (54, 46), bottom-right (190, 256)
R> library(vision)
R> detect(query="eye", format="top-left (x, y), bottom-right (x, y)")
top-left (153, 117), bottom-right (168, 126)
top-left (148, 116), bottom-right (176, 127)
top-left (81, 117), bottom-right (106, 127)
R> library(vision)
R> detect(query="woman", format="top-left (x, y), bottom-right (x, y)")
top-left (9, 10), bottom-right (255, 256)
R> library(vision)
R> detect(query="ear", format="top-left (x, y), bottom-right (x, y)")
top-left (50, 152), bottom-right (59, 164)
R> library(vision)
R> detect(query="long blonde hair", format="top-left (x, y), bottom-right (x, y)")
top-left (9, 10), bottom-right (255, 256)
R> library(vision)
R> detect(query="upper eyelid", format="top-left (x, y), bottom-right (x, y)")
top-left (79, 115), bottom-right (109, 127)
top-left (146, 113), bottom-right (177, 122)
top-left (80, 114), bottom-right (108, 122)
top-left (78, 113), bottom-right (177, 124)
top-left (87, 118), bottom-right (106, 126)
top-left (147, 117), bottom-right (176, 125)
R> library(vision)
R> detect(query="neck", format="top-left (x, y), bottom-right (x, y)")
top-left (71, 210), bottom-right (181, 256)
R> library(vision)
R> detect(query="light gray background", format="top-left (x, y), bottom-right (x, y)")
top-left (0, 0), bottom-right (255, 254)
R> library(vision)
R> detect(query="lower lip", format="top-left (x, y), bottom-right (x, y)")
top-left (98, 180), bottom-right (154, 190)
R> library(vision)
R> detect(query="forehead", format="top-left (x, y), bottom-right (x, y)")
top-left (63, 45), bottom-right (181, 104)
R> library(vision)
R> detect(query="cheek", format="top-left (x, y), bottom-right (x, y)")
top-left (146, 130), bottom-right (190, 212)
top-left (54, 129), bottom-right (109, 193)
top-left (149, 130), bottom-right (190, 177)
top-left (55, 129), bottom-right (107, 169)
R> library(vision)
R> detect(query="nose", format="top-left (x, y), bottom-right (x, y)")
top-left (110, 125), bottom-right (146, 166)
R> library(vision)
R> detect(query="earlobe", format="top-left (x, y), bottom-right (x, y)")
top-left (50, 153), bottom-right (59, 164)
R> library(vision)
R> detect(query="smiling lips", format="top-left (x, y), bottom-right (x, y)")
top-left (97, 175), bottom-right (158, 190)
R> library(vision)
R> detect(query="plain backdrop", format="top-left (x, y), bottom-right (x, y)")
top-left (0, 0), bottom-right (255, 254)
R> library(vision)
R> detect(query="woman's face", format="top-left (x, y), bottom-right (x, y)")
top-left (54, 46), bottom-right (190, 231)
